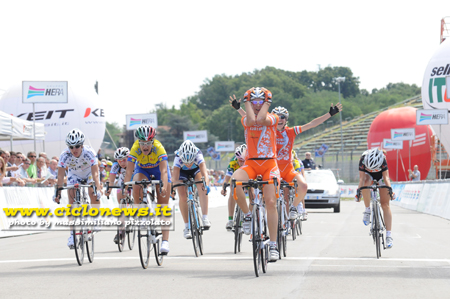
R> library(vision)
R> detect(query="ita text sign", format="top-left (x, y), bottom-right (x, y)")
top-left (416, 109), bottom-right (448, 125)
top-left (183, 130), bottom-right (208, 143)
top-left (383, 139), bottom-right (403, 149)
top-left (126, 113), bottom-right (158, 130)
top-left (22, 81), bottom-right (68, 103)
top-left (391, 128), bottom-right (415, 141)
top-left (215, 141), bottom-right (235, 152)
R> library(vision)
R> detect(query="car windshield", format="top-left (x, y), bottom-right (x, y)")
top-left (305, 171), bottom-right (337, 185)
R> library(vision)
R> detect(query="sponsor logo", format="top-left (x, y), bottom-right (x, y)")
top-left (392, 131), bottom-right (413, 139)
top-left (17, 109), bottom-right (74, 121)
top-left (84, 108), bottom-right (105, 118)
top-left (26, 86), bottom-right (65, 99)
top-left (217, 143), bottom-right (232, 149)
top-left (419, 112), bottom-right (446, 122)
top-left (23, 125), bottom-right (32, 133)
top-left (427, 65), bottom-right (450, 104)
top-left (128, 117), bottom-right (155, 127)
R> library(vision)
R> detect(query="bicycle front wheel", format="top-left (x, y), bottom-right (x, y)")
top-left (117, 225), bottom-right (126, 252)
top-left (138, 217), bottom-right (151, 269)
top-left (73, 225), bottom-right (84, 266)
top-left (86, 227), bottom-right (94, 263)
top-left (234, 209), bottom-right (242, 254)
top-left (374, 208), bottom-right (381, 259)
top-left (189, 203), bottom-right (200, 257)
top-left (127, 222), bottom-right (136, 250)
top-left (252, 207), bottom-right (262, 277)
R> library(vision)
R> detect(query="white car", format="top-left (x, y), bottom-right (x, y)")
top-left (304, 169), bottom-right (341, 213)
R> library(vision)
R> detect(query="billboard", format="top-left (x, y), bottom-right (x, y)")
top-left (215, 141), bottom-right (235, 152)
top-left (183, 130), bottom-right (208, 143)
top-left (383, 139), bottom-right (403, 149)
top-left (22, 81), bottom-right (68, 103)
top-left (126, 113), bottom-right (158, 130)
top-left (390, 128), bottom-right (415, 141)
top-left (416, 109), bottom-right (448, 125)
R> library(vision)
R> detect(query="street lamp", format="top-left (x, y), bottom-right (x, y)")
top-left (334, 77), bottom-right (345, 174)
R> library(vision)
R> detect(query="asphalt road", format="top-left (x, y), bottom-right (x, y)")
top-left (1, 201), bottom-right (450, 299)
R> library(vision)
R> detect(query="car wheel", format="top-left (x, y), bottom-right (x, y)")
top-left (333, 201), bottom-right (340, 213)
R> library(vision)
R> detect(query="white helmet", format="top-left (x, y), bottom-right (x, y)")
top-left (250, 87), bottom-right (265, 100)
top-left (114, 147), bottom-right (130, 160)
top-left (272, 106), bottom-right (289, 119)
top-left (177, 140), bottom-right (199, 164)
top-left (235, 144), bottom-right (247, 158)
top-left (364, 148), bottom-right (384, 170)
top-left (65, 128), bottom-right (85, 146)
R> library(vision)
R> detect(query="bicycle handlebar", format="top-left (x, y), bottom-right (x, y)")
top-left (280, 179), bottom-right (298, 197)
top-left (231, 177), bottom-right (279, 200)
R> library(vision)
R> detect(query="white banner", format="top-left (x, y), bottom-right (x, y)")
top-left (126, 113), bottom-right (158, 130)
top-left (215, 141), bottom-right (235, 152)
top-left (416, 109), bottom-right (448, 125)
top-left (22, 81), bottom-right (68, 103)
top-left (183, 130), bottom-right (208, 143)
top-left (391, 128), bottom-right (415, 141)
top-left (383, 139), bottom-right (403, 149)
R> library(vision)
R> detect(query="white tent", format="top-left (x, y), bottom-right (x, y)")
top-left (0, 110), bottom-right (45, 150)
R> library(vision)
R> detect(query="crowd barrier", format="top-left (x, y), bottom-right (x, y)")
top-left (339, 181), bottom-right (450, 221)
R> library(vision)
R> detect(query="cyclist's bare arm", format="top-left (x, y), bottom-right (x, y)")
top-left (124, 161), bottom-right (135, 183)
top-left (91, 164), bottom-right (103, 195)
top-left (382, 170), bottom-right (392, 188)
top-left (106, 173), bottom-right (117, 196)
top-left (256, 102), bottom-right (272, 125)
top-left (158, 160), bottom-right (169, 196)
top-left (199, 161), bottom-right (209, 186)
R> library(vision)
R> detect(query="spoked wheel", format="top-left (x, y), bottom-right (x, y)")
top-left (73, 226), bottom-right (84, 266)
top-left (117, 225), bottom-right (126, 252)
top-left (297, 218), bottom-right (302, 235)
top-left (277, 205), bottom-right (283, 260)
top-left (153, 231), bottom-right (164, 266)
top-left (234, 210), bottom-right (242, 254)
top-left (86, 227), bottom-right (94, 263)
top-left (127, 223), bottom-right (136, 250)
top-left (261, 243), bottom-right (269, 274)
top-left (189, 204), bottom-right (200, 257)
top-left (282, 229), bottom-right (287, 257)
top-left (291, 220), bottom-right (296, 241)
top-left (252, 208), bottom-right (262, 277)
top-left (374, 211), bottom-right (381, 259)
top-left (138, 218), bottom-right (152, 269)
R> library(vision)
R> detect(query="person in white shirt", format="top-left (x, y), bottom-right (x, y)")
top-left (408, 165), bottom-right (420, 181)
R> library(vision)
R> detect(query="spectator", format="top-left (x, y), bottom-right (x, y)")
top-left (408, 165), bottom-right (421, 181)
top-left (9, 151), bottom-right (17, 166)
top-left (0, 150), bottom-right (18, 177)
top-left (36, 157), bottom-right (47, 179)
top-left (105, 160), bottom-right (112, 181)
top-left (51, 156), bottom-right (59, 162)
top-left (302, 152), bottom-right (316, 170)
top-left (39, 152), bottom-right (47, 159)
top-left (0, 157), bottom-right (25, 186)
top-left (14, 158), bottom-right (37, 185)
top-left (97, 149), bottom-right (103, 160)
top-left (99, 162), bottom-right (107, 183)
top-left (14, 152), bottom-right (23, 166)
top-left (26, 151), bottom-right (38, 178)
top-left (45, 157), bottom-right (50, 168)
top-left (48, 159), bottom-right (58, 178)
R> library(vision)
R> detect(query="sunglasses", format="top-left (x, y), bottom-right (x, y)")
top-left (24, 163), bottom-right (30, 165)
top-left (251, 100), bottom-right (264, 105)
top-left (139, 141), bottom-right (153, 146)
top-left (28, 155), bottom-right (36, 158)
top-left (278, 115), bottom-right (287, 120)
top-left (69, 145), bottom-right (82, 149)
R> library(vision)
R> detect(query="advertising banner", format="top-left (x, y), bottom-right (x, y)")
top-left (383, 139), bottom-right (403, 149)
top-left (215, 141), bottom-right (235, 152)
top-left (416, 109), bottom-right (448, 125)
top-left (183, 130), bottom-right (208, 143)
top-left (126, 113), bottom-right (158, 130)
top-left (314, 143), bottom-right (329, 157)
top-left (390, 128), bottom-right (415, 141)
top-left (207, 147), bottom-right (221, 160)
top-left (22, 81), bottom-right (68, 103)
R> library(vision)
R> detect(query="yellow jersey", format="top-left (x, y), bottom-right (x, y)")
top-left (128, 139), bottom-right (168, 168)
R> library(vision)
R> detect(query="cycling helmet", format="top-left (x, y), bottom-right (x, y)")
top-left (235, 144), bottom-right (247, 158)
top-left (244, 87), bottom-right (272, 102)
top-left (364, 148), bottom-right (384, 170)
top-left (65, 128), bottom-right (85, 146)
top-left (134, 125), bottom-right (156, 141)
top-left (251, 87), bottom-right (265, 100)
top-left (114, 147), bottom-right (130, 160)
top-left (272, 106), bottom-right (289, 119)
top-left (177, 140), bottom-right (199, 164)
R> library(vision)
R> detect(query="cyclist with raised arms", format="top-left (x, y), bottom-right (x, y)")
top-left (54, 128), bottom-right (103, 249)
top-left (230, 87), bottom-right (281, 261)
top-left (172, 140), bottom-right (211, 239)
top-left (221, 144), bottom-right (248, 231)
top-left (356, 148), bottom-right (394, 248)
top-left (271, 104), bottom-right (342, 220)
top-left (105, 147), bottom-right (130, 244)
top-left (124, 125), bottom-right (171, 254)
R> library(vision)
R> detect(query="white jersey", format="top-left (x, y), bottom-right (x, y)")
top-left (58, 145), bottom-right (98, 184)
top-left (110, 162), bottom-right (126, 184)
top-left (173, 150), bottom-right (205, 171)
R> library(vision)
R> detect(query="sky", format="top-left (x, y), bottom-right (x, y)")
top-left (0, 0), bottom-right (449, 127)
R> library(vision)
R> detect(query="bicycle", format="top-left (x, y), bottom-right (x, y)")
top-left (105, 182), bottom-right (136, 252)
top-left (232, 175), bottom-right (279, 277)
top-left (124, 179), bottom-right (165, 269)
top-left (172, 177), bottom-right (206, 257)
top-left (223, 183), bottom-right (245, 254)
top-left (280, 180), bottom-right (302, 241)
top-left (358, 181), bottom-right (392, 259)
top-left (55, 181), bottom-right (98, 266)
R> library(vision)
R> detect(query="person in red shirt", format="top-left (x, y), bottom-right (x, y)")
top-left (272, 104), bottom-right (342, 220)
top-left (231, 87), bottom-right (281, 261)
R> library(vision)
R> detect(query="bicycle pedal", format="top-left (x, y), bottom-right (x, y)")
top-left (160, 252), bottom-right (168, 256)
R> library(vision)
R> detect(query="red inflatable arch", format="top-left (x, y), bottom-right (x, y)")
top-left (367, 107), bottom-right (432, 181)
